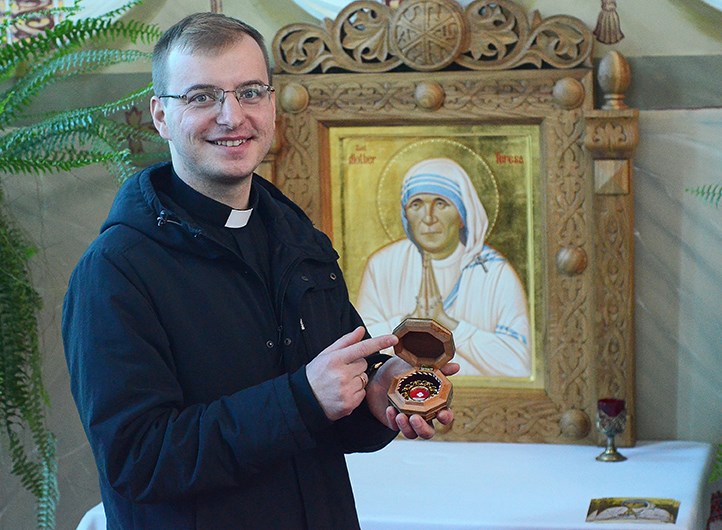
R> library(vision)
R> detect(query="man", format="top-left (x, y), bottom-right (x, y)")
top-left (357, 157), bottom-right (531, 377)
top-left (62, 13), bottom-right (456, 529)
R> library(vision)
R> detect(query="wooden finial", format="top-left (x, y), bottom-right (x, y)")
top-left (597, 50), bottom-right (631, 110)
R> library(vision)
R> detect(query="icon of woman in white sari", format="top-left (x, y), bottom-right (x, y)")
top-left (356, 157), bottom-right (531, 377)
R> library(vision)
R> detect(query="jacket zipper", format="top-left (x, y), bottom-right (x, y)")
top-left (157, 207), bottom-right (275, 315)
top-left (157, 207), bottom-right (332, 357)
top-left (156, 209), bottom-right (202, 237)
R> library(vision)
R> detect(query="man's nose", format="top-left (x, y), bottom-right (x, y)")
top-left (217, 93), bottom-right (246, 126)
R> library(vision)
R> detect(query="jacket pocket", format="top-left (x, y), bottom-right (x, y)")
top-left (294, 265), bottom-right (347, 358)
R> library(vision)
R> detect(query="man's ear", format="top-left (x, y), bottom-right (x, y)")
top-left (150, 96), bottom-right (171, 140)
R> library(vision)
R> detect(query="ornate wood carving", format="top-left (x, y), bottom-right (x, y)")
top-left (272, 0), bottom-right (593, 74)
top-left (269, 0), bottom-right (637, 446)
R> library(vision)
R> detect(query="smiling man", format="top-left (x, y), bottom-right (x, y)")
top-left (62, 13), bottom-right (457, 530)
top-left (150, 22), bottom-right (276, 208)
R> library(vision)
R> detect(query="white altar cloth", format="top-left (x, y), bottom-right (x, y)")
top-left (345, 440), bottom-right (714, 530)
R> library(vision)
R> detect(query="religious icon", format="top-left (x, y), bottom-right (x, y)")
top-left (357, 154), bottom-right (532, 378)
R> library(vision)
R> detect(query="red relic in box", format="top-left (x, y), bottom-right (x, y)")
top-left (388, 318), bottom-right (455, 421)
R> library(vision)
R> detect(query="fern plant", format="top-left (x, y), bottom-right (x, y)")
top-left (686, 184), bottom-right (722, 208)
top-left (0, 1), bottom-right (165, 528)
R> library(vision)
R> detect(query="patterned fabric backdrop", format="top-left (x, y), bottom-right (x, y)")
top-left (1, 0), bottom-right (61, 43)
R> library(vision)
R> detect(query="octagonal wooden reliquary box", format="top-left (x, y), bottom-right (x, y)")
top-left (388, 318), bottom-right (455, 421)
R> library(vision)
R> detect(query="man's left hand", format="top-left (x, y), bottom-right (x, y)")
top-left (365, 356), bottom-right (459, 439)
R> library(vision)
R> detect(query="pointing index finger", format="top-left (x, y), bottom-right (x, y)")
top-left (337, 333), bottom-right (398, 365)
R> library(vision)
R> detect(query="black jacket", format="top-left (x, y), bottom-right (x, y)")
top-left (62, 162), bottom-right (396, 529)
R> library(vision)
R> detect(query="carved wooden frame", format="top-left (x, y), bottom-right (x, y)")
top-left (269, 0), bottom-right (638, 445)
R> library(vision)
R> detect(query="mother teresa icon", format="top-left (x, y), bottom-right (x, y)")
top-left (357, 154), bottom-right (532, 378)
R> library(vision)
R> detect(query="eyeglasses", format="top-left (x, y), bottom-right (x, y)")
top-left (158, 83), bottom-right (275, 112)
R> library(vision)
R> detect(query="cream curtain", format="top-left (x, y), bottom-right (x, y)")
top-left (291, 0), bottom-right (475, 19)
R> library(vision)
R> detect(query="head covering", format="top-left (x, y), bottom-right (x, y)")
top-left (400, 157), bottom-right (489, 268)
top-left (401, 171), bottom-right (467, 236)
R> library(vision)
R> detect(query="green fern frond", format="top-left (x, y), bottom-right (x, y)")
top-left (0, 119), bottom-right (153, 160)
top-left (0, 116), bottom-right (163, 180)
top-left (81, 81), bottom-right (155, 117)
top-left (0, 49), bottom-right (151, 125)
top-left (686, 184), bottom-right (722, 208)
top-left (0, 5), bottom-right (81, 33)
top-left (0, 85), bottom-right (159, 172)
top-left (711, 443), bottom-right (722, 483)
top-left (0, 16), bottom-right (99, 75)
top-left (0, 202), bottom-right (58, 529)
top-left (54, 16), bottom-right (161, 47)
top-left (0, 82), bottom-right (154, 147)
top-left (1, 7), bottom-right (74, 46)
top-left (1, 3), bottom-right (164, 524)
top-left (1, 129), bottom-right (108, 162)
top-left (0, 14), bottom-right (159, 78)
top-left (95, 0), bottom-right (144, 22)
top-left (0, 151), bottom-right (127, 175)
top-left (129, 148), bottom-right (172, 170)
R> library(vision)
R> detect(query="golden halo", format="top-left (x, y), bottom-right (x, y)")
top-left (377, 139), bottom-right (500, 242)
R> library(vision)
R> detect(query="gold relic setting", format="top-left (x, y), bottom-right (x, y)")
top-left (398, 371), bottom-right (441, 402)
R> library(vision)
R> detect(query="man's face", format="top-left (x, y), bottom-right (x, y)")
top-left (404, 193), bottom-right (463, 259)
top-left (150, 37), bottom-right (275, 198)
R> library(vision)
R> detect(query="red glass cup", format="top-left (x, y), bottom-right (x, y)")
top-left (595, 398), bottom-right (627, 462)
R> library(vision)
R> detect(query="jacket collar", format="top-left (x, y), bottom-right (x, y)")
top-left (102, 162), bottom-right (337, 263)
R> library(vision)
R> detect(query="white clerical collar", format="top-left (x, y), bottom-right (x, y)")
top-left (224, 208), bottom-right (253, 228)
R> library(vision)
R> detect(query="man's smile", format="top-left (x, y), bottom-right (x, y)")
top-left (210, 138), bottom-right (248, 147)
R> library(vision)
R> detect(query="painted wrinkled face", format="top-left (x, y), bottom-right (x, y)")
top-left (405, 193), bottom-right (463, 259)
top-left (150, 36), bottom-right (275, 198)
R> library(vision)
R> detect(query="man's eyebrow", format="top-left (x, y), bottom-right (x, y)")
top-left (237, 79), bottom-right (266, 86)
top-left (181, 80), bottom-right (268, 92)
top-left (179, 83), bottom-right (219, 93)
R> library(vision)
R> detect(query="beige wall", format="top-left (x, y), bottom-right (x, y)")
top-left (2, 1), bottom-right (721, 528)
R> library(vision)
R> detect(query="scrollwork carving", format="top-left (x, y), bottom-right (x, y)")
top-left (585, 116), bottom-right (639, 160)
top-left (449, 396), bottom-right (562, 441)
top-left (595, 198), bottom-right (633, 410)
top-left (458, 1), bottom-right (592, 70)
top-left (273, 0), bottom-right (593, 74)
top-left (272, 2), bottom-right (401, 74)
top-left (296, 75), bottom-right (562, 118)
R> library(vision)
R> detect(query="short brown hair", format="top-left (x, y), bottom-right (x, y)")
top-left (152, 12), bottom-right (272, 96)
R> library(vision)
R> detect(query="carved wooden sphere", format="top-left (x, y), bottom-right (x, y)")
top-left (415, 81), bottom-right (445, 110)
top-left (552, 77), bottom-right (585, 110)
top-left (560, 409), bottom-right (591, 439)
top-left (556, 246), bottom-right (588, 276)
top-left (279, 83), bottom-right (309, 113)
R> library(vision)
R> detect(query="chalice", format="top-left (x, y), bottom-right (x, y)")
top-left (595, 398), bottom-right (627, 462)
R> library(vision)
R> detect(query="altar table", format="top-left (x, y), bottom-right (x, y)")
top-left (345, 440), bottom-right (714, 530)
